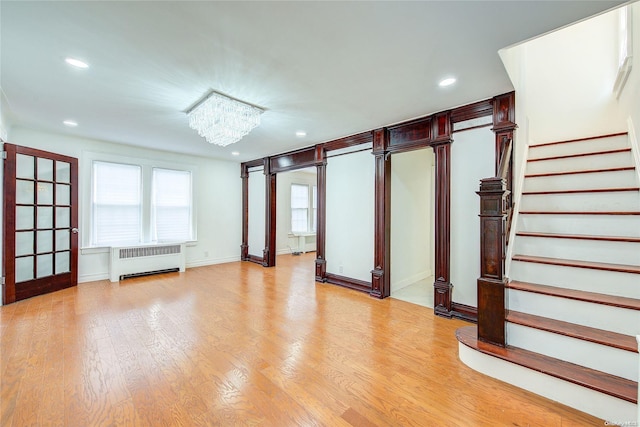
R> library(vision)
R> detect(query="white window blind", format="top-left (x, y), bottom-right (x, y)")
top-left (152, 168), bottom-right (193, 242)
top-left (92, 161), bottom-right (142, 246)
top-left (291, 184), bottom-right (309, 233)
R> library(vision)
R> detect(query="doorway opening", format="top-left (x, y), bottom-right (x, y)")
top-left (275, 168), bottom-right (317, 267)
top-left (390, 147), bottom-right (435, 308)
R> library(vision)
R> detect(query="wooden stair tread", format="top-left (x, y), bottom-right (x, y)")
top-left (528, 148), bottom-right (631, 162)
top-left (512, 254), bottom-right (640, 274)
top-left (506, 310), bottom-right (638, 353)
top-left (519, 211), bottom-right (640, 215)
top-left (529, 132), bottom-right (628, 148)
top-left (523, 187), bottom-right (639, 195)
top-left (507, 280), bottom-right (640, 311)
top-left (515, 231), bottom-right (640, 243)
top-left (456, 326), bottom-right (638, 404)
top-left (526, 166), bottom-right (636, 178)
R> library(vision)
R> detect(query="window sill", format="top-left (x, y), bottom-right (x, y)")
top-left (81, 240), bottom-right (197, 255)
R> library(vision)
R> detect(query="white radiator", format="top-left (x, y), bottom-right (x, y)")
top-left (109, 243), bottom-right (186, 282)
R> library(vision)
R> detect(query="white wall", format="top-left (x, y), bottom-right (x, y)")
top-left (325, 150), bottom-right (374, 282)
top-left (521, 9), bottom-right (624, 144)
top-left (450, 127), bottom-right (495, 307)
top-left (247, 170), bottom-right (266, 258)
top-left (500, 5), bottom-right (633, 275)
top-left (275, 169), bottom-right (317, 255)
top-left (390, 148), bottom-right (434, 293)
top-left (6, 127), bottom-right (242, 283)
top-left (617, 2), bottom-right (640, 184)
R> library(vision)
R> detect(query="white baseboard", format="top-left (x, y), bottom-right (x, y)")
top-left (391, 270), bottom-right (432, 293)
top-left (78, 272), bottom-right (109, 283)
top-left (186, 256), bottom-right (241, 269)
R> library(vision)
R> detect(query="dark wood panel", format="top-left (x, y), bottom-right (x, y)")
top-left (242, 158), bottom-right (265, 169)
top-left (269, 147), bottom-right (317, 174)
top-left (3, 144), bottom-right (17, 304)
top-left (451, 98), bottom-right (493, 123)
top-left (240, 164), bottom-right (249, 261)
top-left (451, 302), bottom-right (478, 323)
top-left (264, 165), bottom-right (277, 267)
top-left (506, 310), bottom-right (638, 353)
top-left (507, 280), bottom-right (640, 311)
top-left (322, 131), bottom-right (373, 152)
top-left (315, 155), bottom-right (328, 282)
top-left (247, 254), bottom-right (264, 265)
top-left (371, 128), bottom-right (390, 299)
top-left (433, 142), bottom-right (452, 316)
top-left (324, 273), bottom-right (372, 293)
top-left (456, 326), bottom-right (638, 404)
top-left (492, 92), bottom-right (516, 132)
top-left (530, 131), bottom-right (628, 148)
top-left (15, 273), bottom-right (74, 301)
top-left (388, 117), bottom-right (432, 151)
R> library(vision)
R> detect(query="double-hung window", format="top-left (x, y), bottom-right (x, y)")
top-left (290, 183), bottom-right (318, 233)
top-left (151, 168), bottom-right (193, 242)
top-left (92, 161), bottom-right (142, 246)
top-left (291, 184), bottom-right (309, 233)
top-left (90, 159), bottom-right (194, 247)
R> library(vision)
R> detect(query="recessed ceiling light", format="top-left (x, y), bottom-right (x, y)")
top-left (63, 120), bottom-right (78, 127)
top-left (231, 151), bottom-right (240, 156)
top-left (439, 77), bottom-right (456, 87)
top-left (65, 57), bottom-right (89, 69)
top-left (295, 131), bottom-right (307, 137)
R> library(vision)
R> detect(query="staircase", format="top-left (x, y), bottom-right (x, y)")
top-left (458, 132), bottom-right (640, 421)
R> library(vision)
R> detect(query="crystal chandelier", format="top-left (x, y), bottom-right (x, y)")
top-left (187, 91), bottom-right (264, 147)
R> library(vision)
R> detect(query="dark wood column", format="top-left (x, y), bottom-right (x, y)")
top-left (263, 159), bottom-right (277, 267)
top-left (315, 145), bottom-right (328, 282)
top-left (240, 164), bottom-right (249, 261)
top-left (371, 128), bottom-right (391, 299)
top-left (492, 92), bottom-right (516, 208)
top-left (477, 177), bottom-right (508, 346)
top-left (432, 112), bottom-right (453, 317)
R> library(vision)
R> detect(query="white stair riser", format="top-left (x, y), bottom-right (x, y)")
top-left (507, 289), bottom-right (640, 336)
top-left (458, 343), bottom-right (638, 422)
top-left (509, 260), bottom-right (640, 298)
top-left (520, 191), bottom-right (639, 211)
top-left (506, 323), bottom-right (638, 381)
top-left (523, 169), bottom-right (638, 192)
top-left (529, 135), bottom-right (628, 159)
top-left (517, 214), bottom-right (640, 237)
top-left (513, 236), bottom-right (640, 266)
top-left (526, 151), bottom-right (633, 175)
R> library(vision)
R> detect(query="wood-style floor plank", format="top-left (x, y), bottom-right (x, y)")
top-left (0, 253), bottom-right (603, 426)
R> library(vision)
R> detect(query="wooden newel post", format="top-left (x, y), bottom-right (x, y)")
top-left (477, 176), bottom-right (509, 347)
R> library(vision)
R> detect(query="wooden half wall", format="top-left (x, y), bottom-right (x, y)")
top-left (241, 92), bottom-right (515, 321)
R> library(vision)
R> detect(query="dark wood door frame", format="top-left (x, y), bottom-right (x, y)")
top-left (240, 93), bottom-right (515, 322)
top-left (241, 159), bottom-right (268, 265)
top-left (3, 143), bottom-right (79, 304)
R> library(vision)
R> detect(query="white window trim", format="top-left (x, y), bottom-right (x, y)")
top-left (81, 150), bottom-right (198, 249)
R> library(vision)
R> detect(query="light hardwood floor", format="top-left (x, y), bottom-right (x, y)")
top-left (1, 253), bottom-right (601, 426)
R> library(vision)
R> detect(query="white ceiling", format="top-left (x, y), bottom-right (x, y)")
top-left (1, 1), bottom-right (625, 162)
